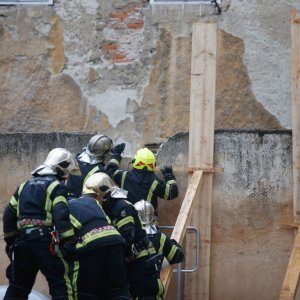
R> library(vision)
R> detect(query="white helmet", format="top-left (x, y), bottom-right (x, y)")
top-left (134, 200), bottom-right (156, 225)
top-left (32, 148), bottom-right (78, 178)
top-left (85, 135), bottom-right (113, 160)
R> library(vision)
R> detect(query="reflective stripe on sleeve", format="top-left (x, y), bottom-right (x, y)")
top-left (116, 216), bottom-right (134, 229)
top-left (121, 171), bottom-right (127, 189)
top-left (60, 228), bottom-right (75, 239)
top-left (70, 215), bottom-right (83, 230)
top-left (167, 245), bottom-right (177, 262)
top-left (147, 180), bottom-right (159, 202)
top-left (159, 234), bottom-right (166, 254)
top-left (53, 196), bottom-right (68, 206)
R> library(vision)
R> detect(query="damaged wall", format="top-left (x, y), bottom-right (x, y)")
top-left (0, 0), bottom-right (300, 154)
top-left (0, 131), bottom-right (294, 299)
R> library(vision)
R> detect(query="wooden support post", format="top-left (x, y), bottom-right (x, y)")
top-left (184, 20), bottom-right (218, 300)
top-left (279, 228), bottom-right (300, 300)
top-left (292, 10), bottom-right (300, 224)
top-left (161, 170), bottom-right (204, 291)
top-left (278, 10), bottom-right (300, 300)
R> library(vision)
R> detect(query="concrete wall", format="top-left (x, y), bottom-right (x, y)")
top-left (1, 1), bottom-right (300, 154)
top-left (0, 131), bottom-right (294, 299)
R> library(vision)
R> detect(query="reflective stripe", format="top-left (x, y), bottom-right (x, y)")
top-left (167, 179), bottom-right (176, 185)
top-left (60, 256), bottom-right (73, 300)
top-left (72, 260), bottom-right (80, 300)
top-left (147, 180), bottom-right (159, 202)
top-left (46, 181), bottom-right (60, 225)
top-left (116, 216), bottom-right (134, 229)
top-left (4, 231), bottom-right (17, 238)
top-left (53, 196), bottom-right (68, 206)
top-left (16, 182), bottom-right (26, 218)
top-left (167, 245), bottom-right (177, 261)
top-left (109, 158), bottom-right (120, 166)
top-left (70, 215), bottom-right (83, 230)
top-left (77, 229), bottom-right (120, 249)
top-left (159, 234), bottom-right (166, 254)
top-left (121, 171), bottom-right (127, 189)
top-left (9, 196), bottom-right (18, 211)
top-left (136, 246), bottom-right (156, 259)
top-left (157, 278), bottom-right (164, 299)
top-left (60, 228), bottom-right (75, 239)
top-left (163, 183), bottom-right (170, 200)
top-left (84, 166), bottom-right (99, 184)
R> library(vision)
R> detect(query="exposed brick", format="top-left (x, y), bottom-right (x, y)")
top-left (110, 12), bottom-right (128, 21)
top-left (127, 23), bottom-right (144, 29)
top-left (100, 43), bottom-right (118, 50)
top-left (112, 53), bottom-right (127, 63)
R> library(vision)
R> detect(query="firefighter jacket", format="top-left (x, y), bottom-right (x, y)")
top-left (68, 196), bottom-right (124, 254)
top-left (67, 150), bottom-right (106, 198)
top-left (102, 197), bottom-right (156, 259)
top-left (3, 175), bottom-right (75, 242)
top-left (106, 155), bottom-right (178, 211)
top-left (147, 229), bottom-right (184, 265)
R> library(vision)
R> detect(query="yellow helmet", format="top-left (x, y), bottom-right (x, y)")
top-left (132, 148), bottom-right (156, 171)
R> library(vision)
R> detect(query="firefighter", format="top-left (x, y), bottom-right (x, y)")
top-left (107, 145), bottom-right (178, 214)
top-left (68, 189), bottom-right (130, 299)
top-left (134, 200), bottom-right (184, 276)
top-left (3, 148), bottom-right (78, 300)
top-left (67, 134), bottom-right (113, 198)
top-left (83, 173), bottom-right (164, 300)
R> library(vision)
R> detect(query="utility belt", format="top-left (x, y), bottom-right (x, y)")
top-left (18, 218), bottom-right (47, 227)
top-left (18, 226), bottom-right (52, 240)
top-left (80, 225), bottom-right (116, 243)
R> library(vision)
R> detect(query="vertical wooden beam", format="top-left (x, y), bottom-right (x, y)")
top-left (161, 170), bottom-right (204, 291)
top-left (278, 10), bottom-right (300, 300)
top-left (184, 20), bottom-right (217, 300)
top-left (279, 228), bottom-right (300, 300)
top-left (292, 10), bottom-right (300, 224)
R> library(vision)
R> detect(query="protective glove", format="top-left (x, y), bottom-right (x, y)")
top-left (160, 165), bottom-right (173, 176)
top-left (113, 143), bottom-right (126, 155)
top-left (61, 236), bottom-right (78, 263)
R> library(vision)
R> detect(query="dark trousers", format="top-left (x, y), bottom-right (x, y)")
top-left (4, 235), bottom-right (73, 300)
top-left (125, 257), bottom-right (164, 300)
top-left (72, 244), bottom-right (130, 300)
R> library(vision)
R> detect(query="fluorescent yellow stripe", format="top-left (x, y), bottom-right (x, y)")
top-left (167, 245), bottom-right (177, 261)
top-left (60, 256), bottom-right (73, 300)
top-left (163, 183), bottom-right (170, 200)
top-left (16, 182), bottom-right (26, 218)
top-left (4, 231), bottom-right (17, 238)
top-left (116, 216), bottom-right (134, 229)
top-left (53, 196), bottom-right (68, 206)
top-left (9, 196), bottom-right (18, 210)
top-left (109, 158), bottom-right (120, 166)
top-left (121, 171), bottom-right (127, 189)
top-left (159, 234), bottom-right (166, 254)
top-left (147, 180), bottom-right (159, 202)
top-left (167, 179), bottom-right (176, 184)
top-left (70, 215), bottom-right (83, 230)
top-left (157, 278), bottom-right (164, 299)
top-left (84, 166), bottom-right (99, 184)
top-left (60, 228), bottom-right (75, 239)
top-left (46, 181), bottom-right (60, 225)
top-left (136, 246), bottom-right (156, 259)
top-left (72, 260), bottom-right (79, 300)
top-left (77, 229), bottom-right (120, 249)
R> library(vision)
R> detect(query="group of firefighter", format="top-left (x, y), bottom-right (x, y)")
top-left (2, 134), bottom-right (184, 300)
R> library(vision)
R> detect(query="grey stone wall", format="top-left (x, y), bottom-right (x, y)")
top-left (0, 131), bottom-right (293, 299)
top-left (1, 1), bottom-right (300, 154)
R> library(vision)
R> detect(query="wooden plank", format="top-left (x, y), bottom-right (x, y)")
top-left (292, 10), bottom-right (300, 224)
top-left (161, 170), bottom-right (204, 290)
top-left (184, 20), bottom-right (218, 300)
top-left (279, 228), bottom-right (300, 300)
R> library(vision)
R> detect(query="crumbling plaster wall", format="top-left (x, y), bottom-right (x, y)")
top-left (1, 1), bottom-right (300, 154)
top-left (0, 131), bottom-right (293, 299)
